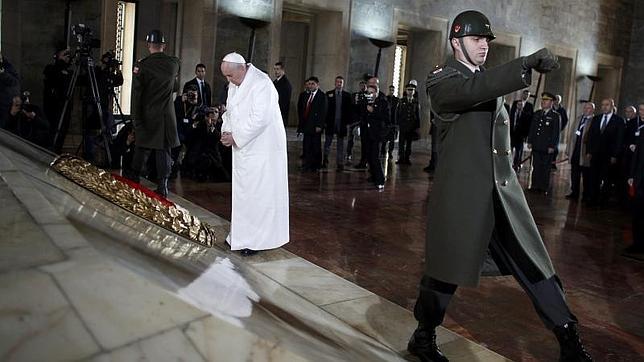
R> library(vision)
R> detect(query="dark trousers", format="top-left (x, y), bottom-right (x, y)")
top-left (367, 138), bottom-right (384, 185)
top-left (347, 125), bottom-right (358, 157)
top-left (589, 157), bottom-right (618, 204)
top-left (398, 135), bottom-right (413, 161)
top-left (531, 151), bottom-right (553, 191)
top-left (128, 147), bottom-right (172, 182)
top-left (632, 195), bottom-right (644, 250)
top-left (303, 132), bottom-right (322, 170)
top-left (570, 163), bottom-right (591, 200)
top-left (413, 240), bottom-right (575, 331)
top-left (512, 142), bottom-right (524, 168)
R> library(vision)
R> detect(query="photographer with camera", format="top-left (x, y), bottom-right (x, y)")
top-left (182, 106), bottom-right (230, 182)
top-left (183, 64), bottom-right (211, 107)
top-left (173, 84), bottom-right (203, 176)
top-left (7, 92), bottom-right (50, 148)
top-left (363, 81), bottom-right (389, 190)
top-left (43, 44), bottom-right (72, 152)
top-left (0, 53), bottom-right (21, 129)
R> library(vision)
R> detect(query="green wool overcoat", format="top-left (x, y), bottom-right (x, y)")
top-left (131, 52), bottom-right (181, 150)
top-left (425, 57), bottom-right (556, 287)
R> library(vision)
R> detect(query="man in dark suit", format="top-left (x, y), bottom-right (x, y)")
top-left (627, 128), bottom-right (644, 254)
top-left (528, 92), bottom-right (561, 194)
top-left (364, 83), bottom-right (388, 189)
top-left (509, 89), bottom-right (534, 171)
top-left (323, 76), bottom-right (352, 171)
top-left (273, 62), bottom-right (292, 128)
top-left (297, 76), bottom-right (327, 171)
top-left (623, 105), bottom-right (641, 202)
top-left (586, 98), bottom-right (625, 206)
top-left (182, 63), bottom-right (211, 107)
top-left (408, 11), bottom-right (591, 362)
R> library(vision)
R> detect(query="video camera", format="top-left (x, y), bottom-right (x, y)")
top-left (71, 23), bottom-right (100, 56)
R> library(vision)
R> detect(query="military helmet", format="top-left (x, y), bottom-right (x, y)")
top-left (449, 10), bottom-right (496, 40)
top-left (145, 29), bottom-right (165, 44)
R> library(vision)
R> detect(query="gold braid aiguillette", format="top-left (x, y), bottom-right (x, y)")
top-left (50, 154), bottom-right (216, 247)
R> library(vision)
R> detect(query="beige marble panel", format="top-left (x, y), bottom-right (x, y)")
top-left (321, 294), bottom-right (419, 352)
top-left (0, 270), bottom-right (100, 361)
top-left (0, 183), bottom-right (64, 271)
top-left (91, 327), bottom-right (205, 362)
top-left (252, 258), bottom-right (372, 306)
top-left (40, 247), bottom-right (207, 350)
top-left (41, 223), bottom-right (91, 250)
top-left (185, 316), bottom-right (310, 362)
top-left (440, 337), bottom-right (511, 362)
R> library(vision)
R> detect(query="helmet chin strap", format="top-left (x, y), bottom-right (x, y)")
top-left (458, 37), bottom-right (477, 68)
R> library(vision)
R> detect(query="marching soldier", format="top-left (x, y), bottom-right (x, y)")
top-left (528, 92), bottom-right (561, 194)
top-left (125, 30), bottom-right (181, 197)
top-left (407, 10), bottom-right (591, 362)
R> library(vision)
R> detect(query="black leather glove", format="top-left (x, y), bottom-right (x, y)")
top-left (523, 48), bottom-right (559, 73)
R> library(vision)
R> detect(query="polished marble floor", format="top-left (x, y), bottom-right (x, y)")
top-left (172, 132), bottom-right (644, 362)
top-left (0, 130), bottom-right (510, 361)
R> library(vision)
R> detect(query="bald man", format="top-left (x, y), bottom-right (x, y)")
top-left (586, 98), bottom-right (625, 206)
top-left (219, 52), bottom-right (289, 256)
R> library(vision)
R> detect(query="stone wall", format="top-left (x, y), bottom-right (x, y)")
top-left (1, 0), bottom-right (639, 121)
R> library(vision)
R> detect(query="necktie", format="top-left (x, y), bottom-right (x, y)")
top-left (335, 91), bottom-right (342, 126)
top-left (601, 115), bottom-right (608, 132)
top-left (304, 92), bottom-right (314, 119)
top-left (198, 80), bottom-right (203, 105)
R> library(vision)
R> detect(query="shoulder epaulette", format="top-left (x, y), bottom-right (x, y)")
top-left (426, 66), bottom-right (460, 89)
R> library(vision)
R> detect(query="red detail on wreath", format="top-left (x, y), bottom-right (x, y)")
top-left (112, 173), bottom-right (175, 208)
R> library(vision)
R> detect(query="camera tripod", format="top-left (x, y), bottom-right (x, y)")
top-left (53, 52), bottom-right (112, 166)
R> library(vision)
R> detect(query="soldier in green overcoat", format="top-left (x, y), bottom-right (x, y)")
top-left (406, 11), bottom-right (592, 362)
top-left (126, 29), bottom-right (180, 197)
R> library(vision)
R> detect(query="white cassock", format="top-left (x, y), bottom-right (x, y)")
top-left (221, 64), bottom-right (289, 250)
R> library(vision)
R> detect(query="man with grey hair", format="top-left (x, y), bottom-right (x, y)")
top-left (219, 52), bottom-right (289, 256)
top-left (565, 102), bottom-right (595, 200)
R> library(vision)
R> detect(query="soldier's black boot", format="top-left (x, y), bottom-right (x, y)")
top-left (407, 327), bottom-right (448, 362)
top-left (553, 323), bottom-right (592, 362)
top-left (322, 156), bottom-right (329, 169)
top-left (155, 178), bottom-right (169, 198)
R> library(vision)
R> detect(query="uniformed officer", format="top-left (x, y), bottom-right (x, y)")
top-left (528, 92), bottom-right (561, 194)
top-left (125, 30), bottom-right (181, 197)
top-left (395, 82), bottom-right (420, 165)
top-left (407, 10), bottom-right (592, 362)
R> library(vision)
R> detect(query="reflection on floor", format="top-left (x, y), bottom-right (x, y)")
top-left (0, 130), bottom-right (509, 361)
top-left (173, 131), bottom-right (644, 362)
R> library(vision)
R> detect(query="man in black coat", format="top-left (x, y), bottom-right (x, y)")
top-left (44, 45), bottom-right (72, 153)
top-left (395, 82), bottom-right (420, 165)
top-left (0, 53), bottom-right (20, 129)
top-left (273, 62), bottom-right (292, 128)
top-left (347, 80), bottom-right (367, 164)
top-left (407, 10), bottom-right (591, 362)
top-left (364, 83), bottom-right (388, 189)
top-left (509, 89), bottom-right (534, 171)
top-left (182, 63), bottom-right (211, 107)
top-left (528, 92), bottom-right (561, 194)
top-left (627, 130), bottom-right (644, 254)
top-left (586, 98), bottom-right (625, 206)
top-left (623, 105), bottom-right (642, 202)
top-left (323, 76), bottom-right (352, 171)
top-left (381, 84), bottom-right (399, 158)
top-left (297, 76), bottom-right (327, 171)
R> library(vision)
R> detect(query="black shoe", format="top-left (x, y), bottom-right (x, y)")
top-left (336, 165), bottom-right (345, 172)
top-left (354, 163), bottom-right (367, 169)
top-left (407, 327), bottom-right (448, 362)
top-left (396, 159), bottom-right (403, 164)
top-left (155, 178), bottom-right (169, 198)
top-left (565, 193), bottom-right (579, 200)
top-left (240, 248), bottom-right (259, 257)
top-left (553, 323), bottom-right (593, 362)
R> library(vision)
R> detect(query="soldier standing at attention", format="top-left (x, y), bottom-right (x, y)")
top-left (407, 11), bottom-right (592, 362)
top-left (528, 92), bottom-right (561, 195)
top-left (125, 30), bottom-right (181, 198)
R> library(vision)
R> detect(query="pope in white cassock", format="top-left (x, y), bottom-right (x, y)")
top-left (219, 52), bottom-right (290, 256)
